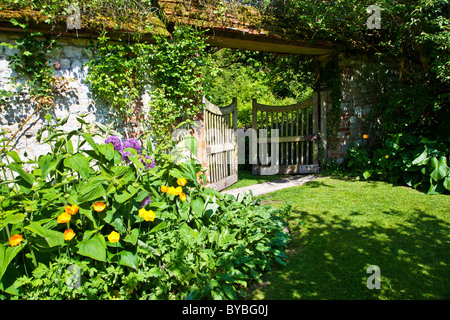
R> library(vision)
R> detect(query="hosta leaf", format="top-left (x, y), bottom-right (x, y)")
top-left (428, 156), bottom-right (449, 182)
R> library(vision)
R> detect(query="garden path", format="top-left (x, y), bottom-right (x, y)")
top-left (221, 175), bottom-right (318, 198)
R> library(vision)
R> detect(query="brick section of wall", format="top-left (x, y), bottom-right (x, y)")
top-left (331, 53), bottom-right (380, 160)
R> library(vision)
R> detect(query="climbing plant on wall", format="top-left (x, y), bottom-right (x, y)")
top-left (0, 20), bottom-right (72, 150)
top-left (86, 24), bottom-right (216, 145)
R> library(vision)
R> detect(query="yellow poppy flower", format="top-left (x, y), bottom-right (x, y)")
top-left (65, 204), bottom-right (79, 215)
top-left (63, 229), bottom-right (76, 241)
top-left (160, 185), bottom-right (169, 193)
top-left (57, 212), bottom-right (71, 224)
top-left (167, 186), bottom-right (176, 195)
top-left (177, 178), bottom-right (187, 186)
top-left (174, 186), bottom-right (182, 196)
top-left (107, 231), bottom-right (120, 243)
top-left (92, 201), bottom-right (106, 212)
top-left (138, 208), bottom-right (156, 222)
top-left (179, 193), bottom-right (186, 202)
top-left (9, 234), bottom-right (23, 247)
top-left (385, 155), bottom-right (389, 159)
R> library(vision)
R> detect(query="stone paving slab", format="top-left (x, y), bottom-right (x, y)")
top-left (221, 174), bottom-right (319, 198)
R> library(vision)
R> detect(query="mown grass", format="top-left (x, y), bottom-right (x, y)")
top-left (224, 169), bottom-right (290, 190)
top-left (247, 177), bottom-right (450, 300)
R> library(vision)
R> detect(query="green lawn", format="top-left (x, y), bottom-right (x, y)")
top-left (247, 177), bottom-right (450, 300)
top-left (224, 169), bottom-right (290, 190)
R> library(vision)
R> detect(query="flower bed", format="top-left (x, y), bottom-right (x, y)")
top-left (0, 115), bottom-right (290, 299)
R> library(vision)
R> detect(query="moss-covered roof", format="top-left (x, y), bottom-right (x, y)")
top-left (0, 0), bottom-right (336, 55)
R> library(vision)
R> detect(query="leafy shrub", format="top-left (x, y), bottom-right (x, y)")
top-left (0, 115), bottom-right (290, 299)
top-left (343, 134), bottom-right (450, 194)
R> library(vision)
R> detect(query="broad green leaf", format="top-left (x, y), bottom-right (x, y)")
top-left (428, 156), bottom-right (449, 182)
top-left (412, 147), bottom-right (429, 166)
top-left (77, 234), bottom-right (107, 262)
top-left (191, 197), bottom-right (204, 218)
top-left (363, 170), bottom-right (373, 180)
top-left (123, 228), bottom-right (139, 245)
top-left (7, 162), bottom-right (34, 186)
top-left (0, 244), bottom-right (23, 282)
top-left (128, 154), bottom-right (144, 170)
top-left (443, 176), bottom-right (450, 191)
top-left (0, 213), bottom-right (26, 229)
top-left (77, 176), bottom-right (107, 203)
top-left (114, 190), bottom-right (133, 204)
top-left (149, 221), bottom-right (167, 234)
top-left (7, 151), bottom-right (22, 163)
top-left (116, 250), bottom-right (139, 270)
top-left (25, 221), bottom-right (65, 247)
top-left (82, 133), bottom-right (98, 154)
top-left (104, 211), bottom-right (127, 234)
top-left (64, 153), bottom-right (90, 179)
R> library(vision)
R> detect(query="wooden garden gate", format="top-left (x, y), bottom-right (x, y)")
top-left (252, 92), bottom-right (324, 175)
top-left (203, 97), bottom-right (239, 191)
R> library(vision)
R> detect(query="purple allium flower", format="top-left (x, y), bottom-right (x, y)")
top-left (140, 155), bottom-right (156, 170)
top-left (140, 195), bottom-right (152, 208)
top-left (121, 151), bottom-right (132, 162)
top-left (105, 136), bottom-right (123, 152)
top-left (122, 138), bottom-right (141, 154)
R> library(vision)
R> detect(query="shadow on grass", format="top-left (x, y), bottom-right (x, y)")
top-left (248, 209), bottom-right (450, 300)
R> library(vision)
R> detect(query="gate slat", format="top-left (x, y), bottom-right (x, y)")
top-left (252, 95), bottom-right (320, 175)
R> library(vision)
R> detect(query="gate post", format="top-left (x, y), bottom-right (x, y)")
top-left (319, 91), bottom-right (329, 161)
top-left (312, 92), bottom-right (319, 164)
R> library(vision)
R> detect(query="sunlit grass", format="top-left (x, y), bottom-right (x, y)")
top-left (223, 169), bottom-right (290, 190)
top-left (247, 177), bottom-right (450, 300)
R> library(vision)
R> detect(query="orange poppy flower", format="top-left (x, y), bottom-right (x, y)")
top-left (363, 134), bottom-right (369, 139)
top-left (160, 185), bottom-right (169, 193)
top-left (9, 234), bottom-right (23, 247)
top-left (177, 178), bottom-right (187, 186)
top-left (92, 201), bottom-right (106, 212)
top-left (65, 204), bottom-right (79, 215)
top-left (57, 212), bottom-right (71, 224)
top-left (179, 193), bottom-right (187, 202)
top-left (63, 229), bottom-right (76, 241)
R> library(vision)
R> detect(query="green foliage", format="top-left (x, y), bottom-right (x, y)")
top-left (145, 25), bottom-right (215, 143)
top-left (0, 27), bottom-right (69, 108)
top-left (86, 25), bottom-right (214, 144)
top-left (204, 48), bottom-right (314, 128)
top-left (0, 116), bottom-right (289, 299)
top-left (85, 34), bottom-right (146, 118)
top-left (343, 134), bottom-right (450, 194)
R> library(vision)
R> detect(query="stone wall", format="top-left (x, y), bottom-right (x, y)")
top-left (0, 32), bottom-right (137, 161)
top-left (1, 30), bottom-right (387, 171)
top-left (329, 53), bottom-right (381, 160)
